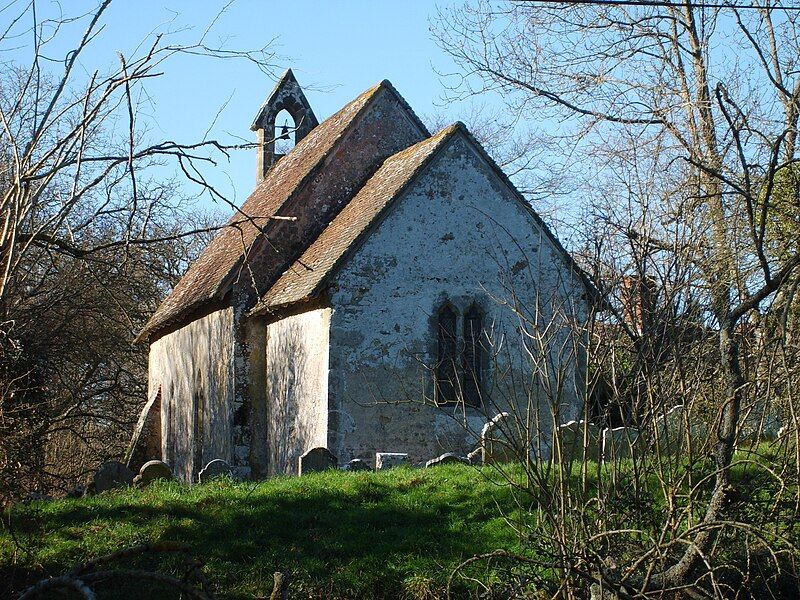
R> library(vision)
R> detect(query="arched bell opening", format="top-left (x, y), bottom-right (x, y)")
top-left (273, 108), bottom-right (296, 156)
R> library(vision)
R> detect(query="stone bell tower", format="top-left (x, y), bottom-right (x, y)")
top-left (251, 69), bottom-right (319, 181)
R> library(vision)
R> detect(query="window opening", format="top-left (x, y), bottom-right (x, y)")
top-left (436, 304), bottom-right (459, 404)
top-left (463, 304), bottom-right (484, 407)
top-left (274, 109), bottom-right (296, 156)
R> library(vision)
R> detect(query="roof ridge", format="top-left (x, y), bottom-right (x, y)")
top-left (250, 119), bottom-right (598, 315)
top-left (212, 82), bottom-right (392, 299)
top-left (250, 69), bottom-right (298, 130)
top-left (377, 79), bottom-right (431, 138)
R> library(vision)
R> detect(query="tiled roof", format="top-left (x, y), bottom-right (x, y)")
top-left (252, 123), bottom-right (463, 313)
top-left (253, 120), bottom-right (600, 315)
top-left (137, 81), bottom-right (389, 341)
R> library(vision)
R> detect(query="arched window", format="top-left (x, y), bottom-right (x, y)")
top-left (436, 304), bottom-right (458, 404)
top-left (274, 109), bottom-right (296, 156)
top-left (462, 305), bottom-right (484, 407)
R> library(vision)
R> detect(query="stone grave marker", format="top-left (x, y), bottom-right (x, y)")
top-left (198, 459), bottom-right (233, 483)
top-left (94, 461), bottom-right (135, 493)
top-left (133, 460), bottom-right (174, 488)
top-left (481, 412), bottom-right (519, 464)
top-left (375, 452), bottom-right (410, 470)
top-left (425, 452), bottom-right (467, 468)
top-left (299, 447), bottom-right (337, 475)
top-left (342, 458), bottom-right (371, 472)
top-left (601, 427), bottom-right (640, 462)
top-left (557, 420), bottom-right (602, 463)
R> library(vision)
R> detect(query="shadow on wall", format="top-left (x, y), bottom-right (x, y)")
top-left (266, 316), bottom-right (325, 476)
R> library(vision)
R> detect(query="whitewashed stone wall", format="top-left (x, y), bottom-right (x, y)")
top-left (148, 307), bottom-right (236, 482)
top-left (265, 308), bottom-right (331, 475)
top-left (326, 132), bottom-right (589, 465)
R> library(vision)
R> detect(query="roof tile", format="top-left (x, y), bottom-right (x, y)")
top-left (253, 123), bottom-right (462, 312)
top-left (138, 82), bottom-right (388, 340)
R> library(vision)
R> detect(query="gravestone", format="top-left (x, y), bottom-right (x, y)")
top-left (557, 420), bottom-right (602, 463)
top-left (198, 459), bottom-right (233, 483)
top-left (299, 447), bottom-right (337, 475)
top-left (654, 405), bottom-right (685, 456)
top-left (481, 412), bottom-right (519, 464)
top-left (133, 460), bottom-right (174, 488)
top-left (601, 427), bottom-right (640, 462)
top-left (342, 458), bottom-right (371, 472)
top-left (67, 485), bottom-right (86, 498)
top-left (425, 452), bottom-right (467, 468)
top-left (466, 447), bottom-right (482, 465)
top-left (375, 452), bottom-right (410, 470)
top-left (94, 461), bottom-right (135, 493)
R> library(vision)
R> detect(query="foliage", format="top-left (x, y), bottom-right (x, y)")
top-left (0, 0), bottom-right (270, 502)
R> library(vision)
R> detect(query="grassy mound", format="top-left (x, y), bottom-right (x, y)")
top-left (3, 450), bottom-right (797, 599)
top-left (1, 465), bottom-right (523, 599)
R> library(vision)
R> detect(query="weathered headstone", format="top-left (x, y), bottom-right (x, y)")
top-left (25, 491), bottom-right (51, 503)
top-left (299, 447), bottom-right (337, 475)
top-left (654, 405), bottom-right (685, 456)
top-left (601, 427), bottom-right (640, 462)
top-left (466, 447), bottom-right (482, 465)
top-left (198, 459), bottom-right (233, 483)
top-left (67, 485), bottom-right (86, 499)
top-left (375, 452), bottom-right (410, 470)
top-left (425, 452), bottom-right (467, 468)
top-left (557, 420), bottom-right (602, 463)
top-left (342, 458), bottom-right (371, 472)
top-left (133, 460), bottom-right (174, 487)
top-left (93, 461), bottom-right (135, 493)
top-left (481, 412), bottom-right (519, 464)
top-left (763, 412), bottom-right (782, 440)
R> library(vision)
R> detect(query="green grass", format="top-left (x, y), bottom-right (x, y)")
top-left (2, 452), bottom-right (797, 599)
top-left (1, 465), bottom-right (524, 599)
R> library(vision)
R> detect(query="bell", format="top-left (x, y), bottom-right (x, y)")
top-left (278, 121), bottom-right (290, 141)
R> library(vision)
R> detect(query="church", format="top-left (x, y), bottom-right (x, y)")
top-left (132, 70), bottom-right (595, 481)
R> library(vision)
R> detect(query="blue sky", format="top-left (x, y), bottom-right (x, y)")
top-left (4, 1), bottom-right (489, 210)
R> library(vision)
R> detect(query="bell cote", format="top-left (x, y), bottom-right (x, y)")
top-left (251, 69), bottom-right (319, 181)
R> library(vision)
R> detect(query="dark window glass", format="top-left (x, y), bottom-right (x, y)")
top-left (436, 305), bottom-right (458, 404)
top-left (463, 305), bottom-right (483, 407)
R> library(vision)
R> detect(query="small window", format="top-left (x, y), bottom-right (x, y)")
top-left (436, 304), bottom-right (458, 404)
top-left (462, 304), bottom-right (484, 407)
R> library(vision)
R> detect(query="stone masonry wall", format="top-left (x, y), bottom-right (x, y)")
top-left (264, 308), bottom-right (331, 475)
top-left (327, 132), bottom-right (589, 466)
top-left (148, 307), bottom-right (236, 482)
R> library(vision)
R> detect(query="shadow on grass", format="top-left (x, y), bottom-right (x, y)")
top-left (1, 467), bottom-right (519, 599)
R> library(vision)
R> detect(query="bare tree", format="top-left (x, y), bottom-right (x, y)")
top-left (434, 0), bottom-right (800, 594)
top-left (0, 0), bottom-right (280, 502)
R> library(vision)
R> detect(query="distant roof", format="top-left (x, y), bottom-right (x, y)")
top-left (252, 124), bottom-right (462, 313)
top-left (137, 81), bottom-right (391, 341)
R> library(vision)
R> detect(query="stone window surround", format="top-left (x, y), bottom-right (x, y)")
top-left (433, 299), bottom-right (487, 408)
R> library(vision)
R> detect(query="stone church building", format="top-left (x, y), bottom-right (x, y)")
top-left (132, 70), bottom-right (594, 481)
